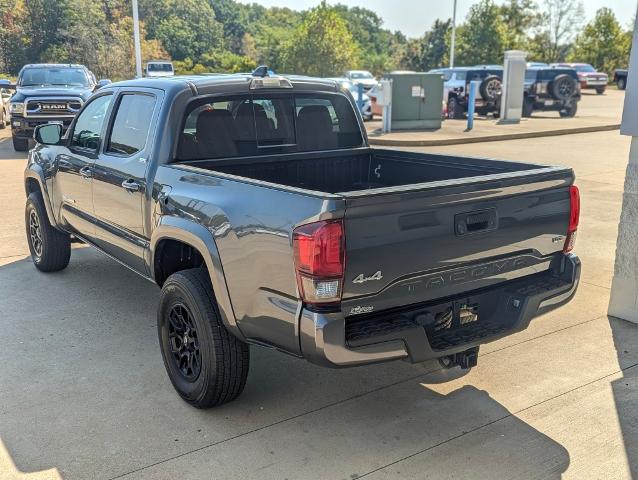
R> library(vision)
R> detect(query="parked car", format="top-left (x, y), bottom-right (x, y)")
top-left (0, 79), bottom-right (12, 129)
top-left (5, 63), bottom-right (110, 151)
top-left (25, 69), bottom-right (580, 408)
top-left (366, 83), bottom-right (383, 117)
top-left (527, 62), bottom-right (549, 68)
top-left (344, 70), bottom-right (377, 91)
top-left (434, 67), bottom-right (503, 119)
top-left (145, 60), bottom-right (175, 78)
top-left (327, 77), bottom-right (373, 120)
top-left (614, 69), bottom-right (628, 90)
top-left (523, 67), bottom-right (581, 117)
top-left (551, 63), bottom-right (608, 94)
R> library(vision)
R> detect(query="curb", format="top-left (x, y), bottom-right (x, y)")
top-left (368, 123), bottom-right (621, 147)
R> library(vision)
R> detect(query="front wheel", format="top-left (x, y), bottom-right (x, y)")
top-left (12, 134), bottom-right (28, 151)
top-left (522, 98), bottom-right (534, 117)
top-left (158, 268), bottom-right (250, 408)
top-left (25, 192), bottom-right (71, 272)
top-left (596, 87), bottom-right (605, 95)
top-left (0, 109), bottom-right (6, 129)
top-left (618, 78), bottom-right (626, 90)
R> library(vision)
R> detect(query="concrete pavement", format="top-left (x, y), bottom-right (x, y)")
top-left (0, 127), bottom-right (636, 479)
top-left (367, 89), bottom-right (624, 146)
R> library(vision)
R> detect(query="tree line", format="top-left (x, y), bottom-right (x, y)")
top-left (0, 0), bottom-right (632, 80)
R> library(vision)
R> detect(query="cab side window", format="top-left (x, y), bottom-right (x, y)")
top-left (106, 94), bottom-right (156, 156)
top-left (70, 94), bottom-right (112, 151)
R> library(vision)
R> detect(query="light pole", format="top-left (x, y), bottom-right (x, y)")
top-left (450, 0), bottom-right (457, 68)
top-left (132, 0), bottom-right (143, 78)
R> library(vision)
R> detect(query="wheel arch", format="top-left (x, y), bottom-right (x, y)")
top-left (24, 168), bottom-right (59, 228)
top-left (150, 216), bottom-right (244, 341)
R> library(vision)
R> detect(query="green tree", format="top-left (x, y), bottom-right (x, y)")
top-left (455, 0), bottom-right (507, 66)
top-left (403, 19), bottom-right (450, 71)
top-left (569, 8), bottom-right (631, 75)
top-left (140, 0), bottom-right (223, 61)
top-left (529, 0), bottom-right (584, 62)
top-left (498, 0), bottom-right (540, 50)
top-left (283, 2), bottom-right (359, 76)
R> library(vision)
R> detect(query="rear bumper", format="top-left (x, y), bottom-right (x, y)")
top-left (300, 254), bottom-right (580, 368)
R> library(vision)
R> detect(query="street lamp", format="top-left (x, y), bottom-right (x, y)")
top-left (132, 0), bottom-right (143, 78)
top-left (450, 0), bottom-right (458, 68)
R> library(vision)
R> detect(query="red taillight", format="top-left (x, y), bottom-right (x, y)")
top-left (293, 220), bottom-right (345, 305)
top-left (564, 185), bottom-right (580, 253)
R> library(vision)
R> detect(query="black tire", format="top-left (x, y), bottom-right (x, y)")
top-left (447, 97), bottom-right (464, 120)
top-left (559, 102), bottom-right (578, 118)
top-left (549, 74), bottom-right (577, 101)
top-left (596, 87), bottom-right (605, 95)
top-left (522, 98), bottom-right (534, 117)
top-left (479, 75), bottom-right (502, 102)
top-left (158, 268), bottom-right (250, 408)
top-left (25, 191), bottom-right (71, 272)
top-left (13, 134), bottom-right (28, 151)
top-left (618, 77), bottom-right (626, 90)
top-left (0, 108), bottom-right (6, 129)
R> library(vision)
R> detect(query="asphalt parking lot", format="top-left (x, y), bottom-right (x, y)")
top-left (1, 104), bottom-right (638, 478)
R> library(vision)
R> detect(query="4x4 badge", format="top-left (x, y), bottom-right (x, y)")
top-left (353, 271), bottom-right (383, 284)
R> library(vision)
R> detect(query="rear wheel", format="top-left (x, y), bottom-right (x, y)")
top-left (559, 102), bottom-right (578, 118)
top-left (618, 77), bottom-right (626, 90)
top-left (596, 87), bottom-right (605, 95)
top-left (25, 191), bottom-right (71, 272)
top-left (522, 98), bottom-right (534, 117)
top-left (12, 134), bottom-right (28, 151)
top-left (447, 97), bottom-right (464, 120)
top-left (0, 108), bottom-right (5, 129)
top-left (158, 268), bottom-right (250, 408)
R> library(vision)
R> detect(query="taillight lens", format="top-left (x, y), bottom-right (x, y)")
top-left (293, 220), bottom-right (345, 305)
top-left (564, 185), bottom-right (580, 253)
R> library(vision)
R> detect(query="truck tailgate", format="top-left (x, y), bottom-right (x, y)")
top-left (340, 166), bottom-right (574, 316)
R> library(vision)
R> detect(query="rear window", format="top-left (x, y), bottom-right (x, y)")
top-left (147, 63), bottom-right (173, 72)
top-left (177, 93), bottom-right (363, 160)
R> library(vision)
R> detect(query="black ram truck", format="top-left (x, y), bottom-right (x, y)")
top-left (24, 69), bottom-right (581, 408)
top-left (7, 64), bottom-right (109, 151)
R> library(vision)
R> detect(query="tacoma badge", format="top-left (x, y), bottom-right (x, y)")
top-left (353, 271), bottom-right (383, 284)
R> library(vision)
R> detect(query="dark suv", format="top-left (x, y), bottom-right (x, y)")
top-left (523, 68), bottom-right (581, 118)
top-left (7, 64), bottom-right (109, 151)
top-left (435, 67), bottom-right (503, 119)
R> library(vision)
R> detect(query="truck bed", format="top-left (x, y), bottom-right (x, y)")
top-left (179, 148), bottom-right (546, 195)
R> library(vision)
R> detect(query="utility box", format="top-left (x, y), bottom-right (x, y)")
top-left (499, 50), bottom-right (527, 124)
top-left (384, 72), bottom-right (443, 130)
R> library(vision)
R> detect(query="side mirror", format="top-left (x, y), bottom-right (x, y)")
top-left (95, 79), bottom-right (112, 90)
top-left (34, 124), bottom-right (62, 145)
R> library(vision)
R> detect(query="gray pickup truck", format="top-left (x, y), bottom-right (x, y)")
top-left (25, 70), bottom-right (581, 408)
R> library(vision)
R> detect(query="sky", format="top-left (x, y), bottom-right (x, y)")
top-left (236, 0), bottom-right (637, 38)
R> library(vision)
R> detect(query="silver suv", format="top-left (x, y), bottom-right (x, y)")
top-left (432, 67), bottom-right (503, 120)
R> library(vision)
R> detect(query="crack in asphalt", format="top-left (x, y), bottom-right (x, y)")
top-left (109, 313), bottom-right (610, 480)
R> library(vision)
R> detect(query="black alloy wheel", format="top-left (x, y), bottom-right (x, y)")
top-left (166, 303), bottom-right (201, 381)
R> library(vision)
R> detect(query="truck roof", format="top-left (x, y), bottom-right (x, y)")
top-left (106, 73), bottom-right (341, 95)
top-left (21, 63), bottom-right (88, 69)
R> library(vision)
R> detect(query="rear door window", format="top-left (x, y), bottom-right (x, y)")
top-left (177, 92), bottom-right (363, 160)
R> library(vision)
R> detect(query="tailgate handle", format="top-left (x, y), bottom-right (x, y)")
top-left (455, 209), bottom-right (498, 236)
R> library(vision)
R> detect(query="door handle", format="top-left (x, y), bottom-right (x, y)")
top-left (121, 179), bottom-right (140, 192)
top-left (79, 166), bottom-right (92, 179)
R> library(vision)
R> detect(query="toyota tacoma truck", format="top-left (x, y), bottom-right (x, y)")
top-left (24, 69), bottom-right (581, 408)
top-left (8, 63), bottom-right (109, 151)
